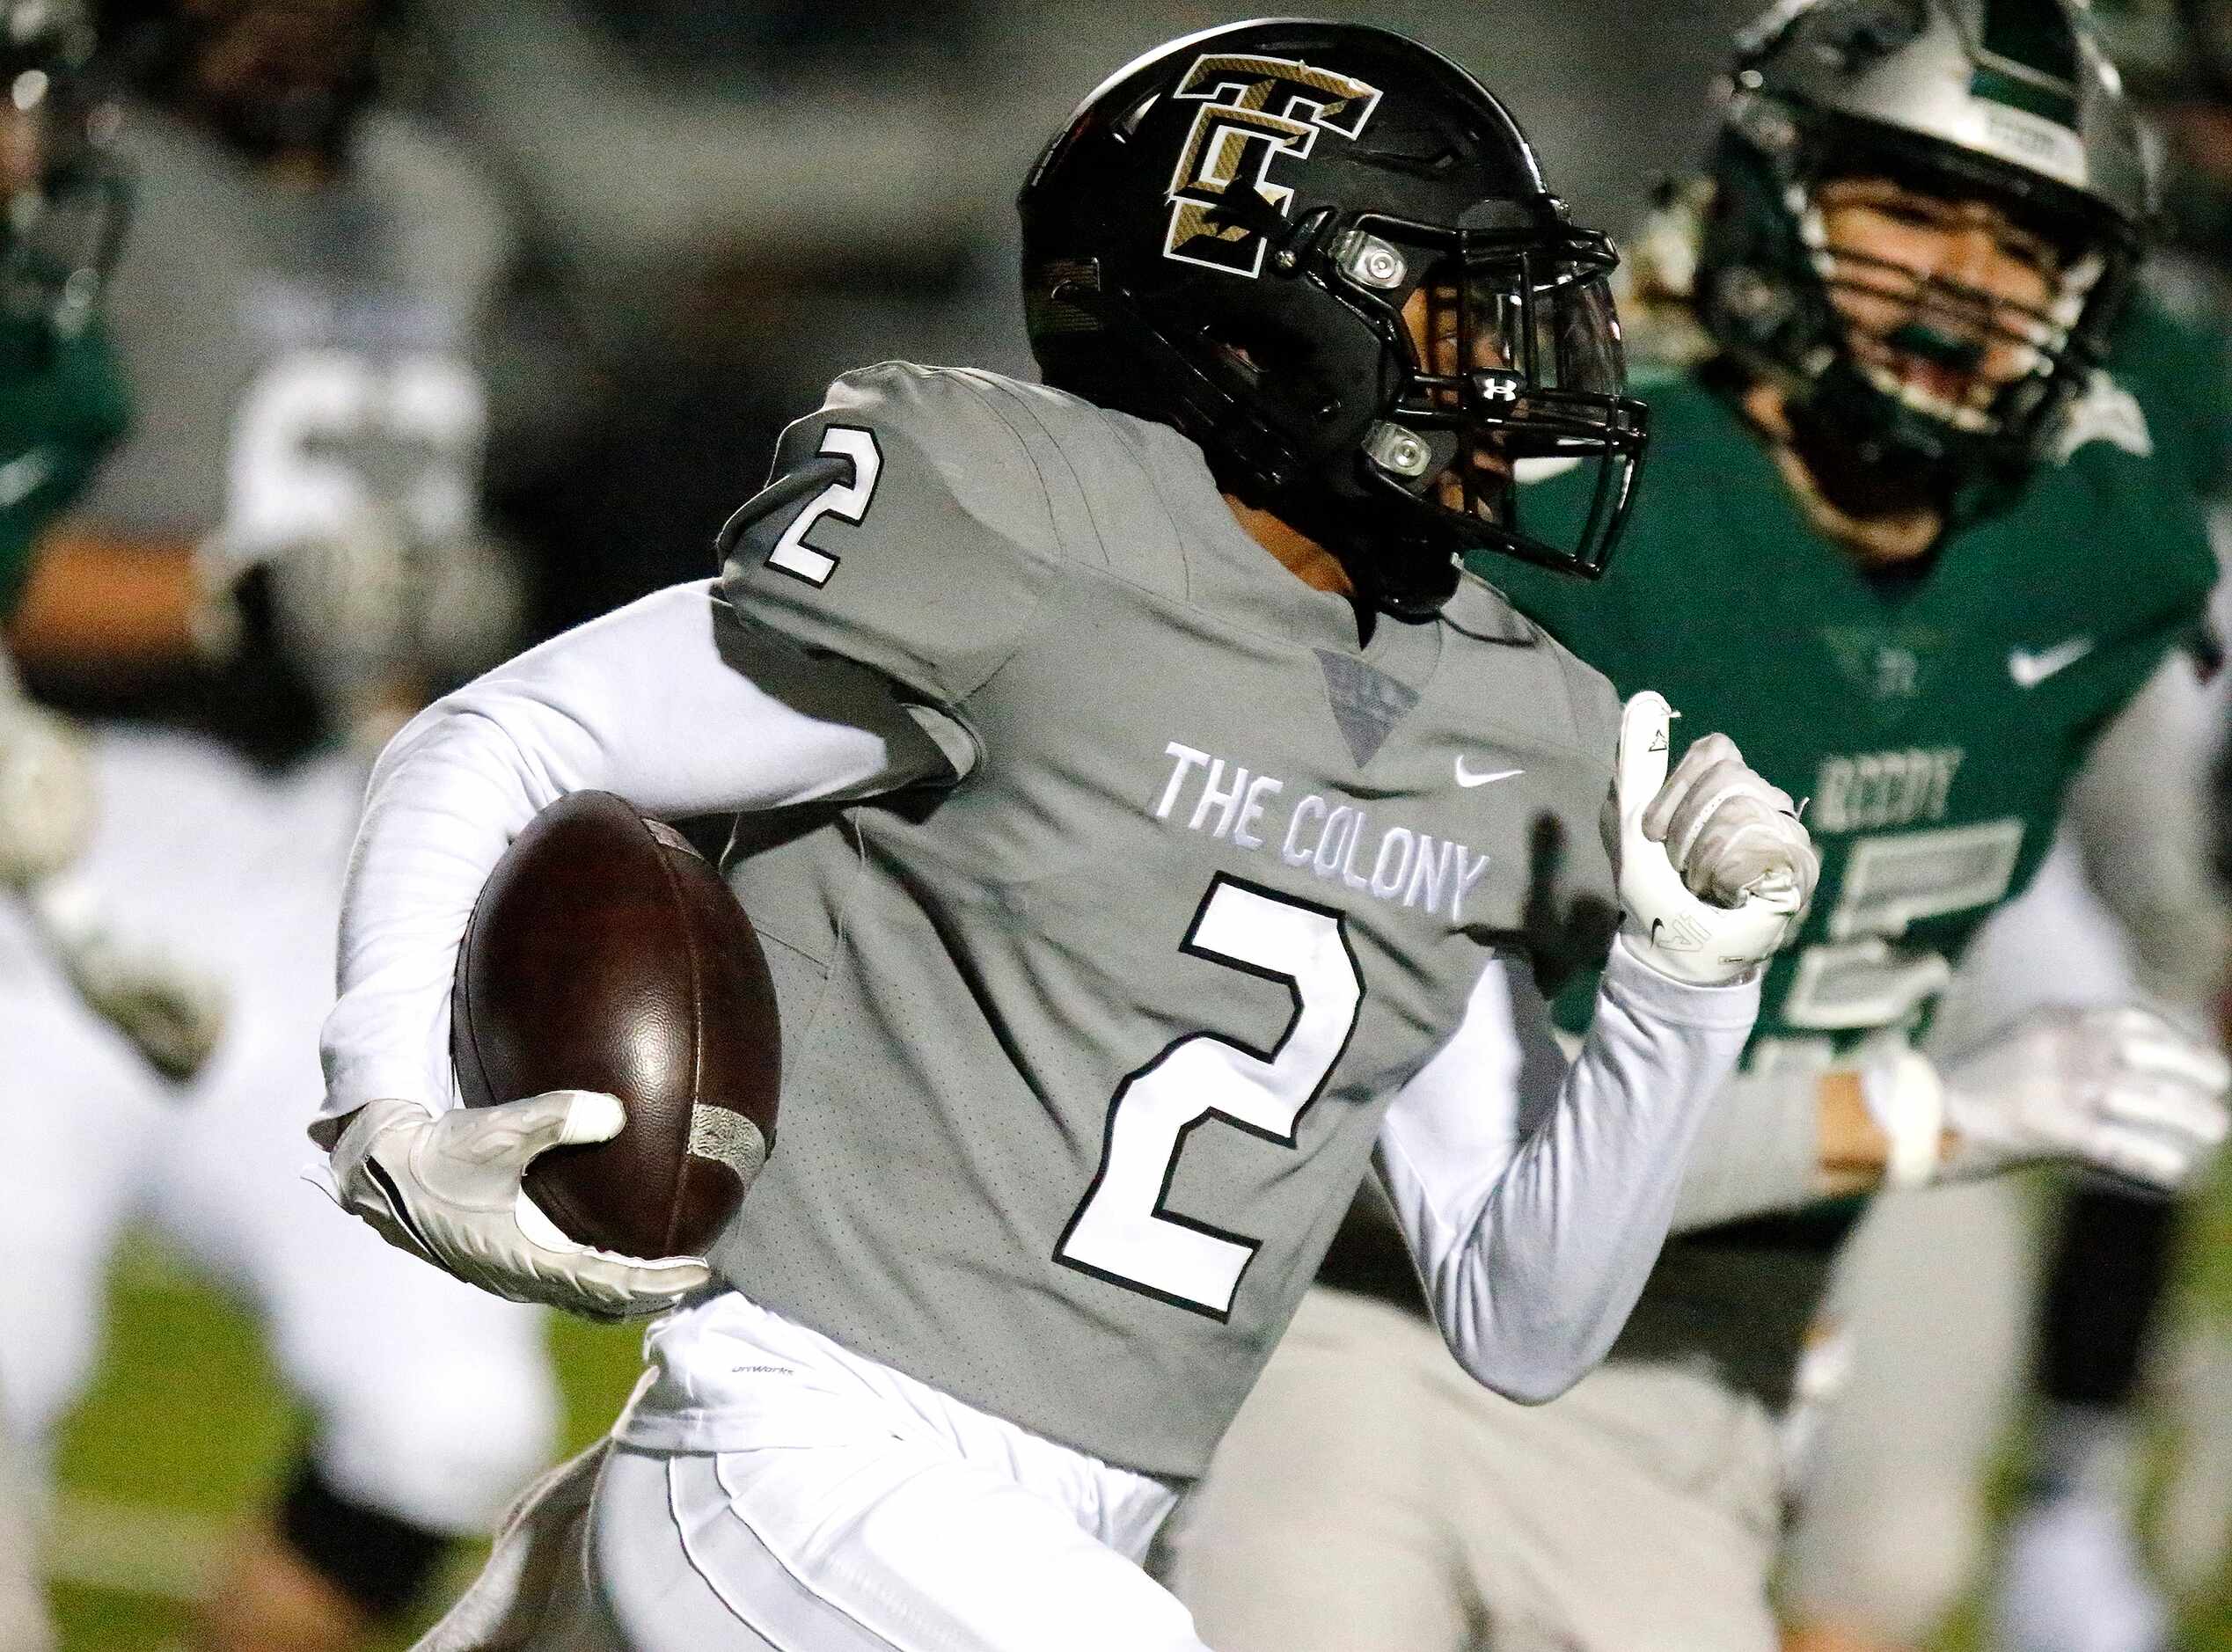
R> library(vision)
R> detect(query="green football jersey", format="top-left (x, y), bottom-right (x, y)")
top-left (714, 362), bottom-right (1624, 1479)
top-left (0, 324), bottom-right (131, 618)
top-left (2107, 293), bottom-right (2232, 502)
top-left (1480, 312), bottom-right (2219, 1400)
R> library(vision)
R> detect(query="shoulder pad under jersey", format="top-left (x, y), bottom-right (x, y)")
top-left (720, 362), bottom-right (1066, 708)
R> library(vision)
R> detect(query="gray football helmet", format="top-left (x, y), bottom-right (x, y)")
top-left (1697, 0), bottom-right (2151, 508)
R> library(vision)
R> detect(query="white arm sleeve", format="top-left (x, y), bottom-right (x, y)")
top-left (318, 580), bottom-right (960, 1125)
top-left (1667, 1060), bottom-right (1828, 1232)
top-left (1374, 932), bottom-right (1759, 1403)
top-left (2067, 646), bottom-right (2230, 1014)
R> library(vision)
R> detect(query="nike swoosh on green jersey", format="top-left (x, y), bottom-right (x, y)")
top-left (2008, 635), bottom-right (2096, 687)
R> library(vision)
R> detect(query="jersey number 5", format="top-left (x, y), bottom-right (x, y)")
top-left (1782, 817), bottom-right (2023, 1031)
top-left (1056, 874), bottom-right (1363, 1319)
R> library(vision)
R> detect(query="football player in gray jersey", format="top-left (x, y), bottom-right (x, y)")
top-left (310, 22), bottom-right (1817, 1650)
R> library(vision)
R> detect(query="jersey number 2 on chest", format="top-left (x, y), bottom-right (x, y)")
top-left (1055, 874), bottom-right (1364, 1319)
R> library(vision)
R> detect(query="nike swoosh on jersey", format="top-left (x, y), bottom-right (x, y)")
top-left (1453, 758), bottom-right (1526, 788)
top-left (0, 448), bottom-right (55, 508)
top-left (2008, 635), bottom-right (2096, 688)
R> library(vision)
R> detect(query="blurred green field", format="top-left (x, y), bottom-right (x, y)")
top-left (38, 1208), bottom-right (2232, 1650)
top-left (44, 1235), bottom-right (644, 1649)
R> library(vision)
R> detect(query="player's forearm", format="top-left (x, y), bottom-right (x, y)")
top-left (318, 580), bottom-right (955, 1124)
top-left (2067, 651), bottom-right (2231, 1012)
top-left (1377, 934), bottom-right (1758, 1403)
top-left (1660, 1064), bottom-right (1879, 1231)
top-left (1661, 1043), bottom-right (1987, 1226)
top-left (4, 530), bottom-right (202, 668)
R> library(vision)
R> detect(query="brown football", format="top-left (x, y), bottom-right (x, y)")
top-left (451, 790), bottom-right (780, 1260)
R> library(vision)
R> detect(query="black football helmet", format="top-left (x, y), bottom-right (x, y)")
top-left (1695, 0), bottom-right (2150, 514)
top-left (1020, 18), bottom-right (1649, 616)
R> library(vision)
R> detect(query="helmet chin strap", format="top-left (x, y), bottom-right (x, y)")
top-left (1361, 554), bottom-right (1462, 622)
top-left (1064, 284), bottom-right (1467, 623)
top-left (1331, 513), bottom-right (1462, 621)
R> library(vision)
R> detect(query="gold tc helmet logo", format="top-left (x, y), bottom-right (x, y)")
top-left (1163, 53), bottom-right (1383, 278)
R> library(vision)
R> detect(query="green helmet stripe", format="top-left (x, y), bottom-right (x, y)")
top-left (1968, 63), bottom-right (2080, 128)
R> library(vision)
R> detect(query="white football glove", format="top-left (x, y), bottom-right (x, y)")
top-left (245, 510), bottom-right (523, 718)
top-left (26, 879), bottom-right (229, 1081)
top-left (318, 1092), bottom-right (713, 1321)
top-left (1616, 691), bottom-right (1818, 986)
top-left (1862, 1006), bottom-right (2231, 1191)
top-left (0, 696), bottom-right (95, 888)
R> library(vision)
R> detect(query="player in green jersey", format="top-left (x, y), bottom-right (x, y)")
top-left (0, 8), bottom-right (129, 1650)
top-left (1775, 285), bottom-right (2232, 1652)
top-left (1162, 5), bottom-right (2230, 1651)
top-left (0, 0), bottom-right (129, 887)
top-left (0, 14), bottom-right (131, 1146)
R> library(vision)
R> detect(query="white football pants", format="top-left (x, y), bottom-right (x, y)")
top-left (1782, 828), bottom-right (2171, 1641)
top-left (0, 727), bottom-right (556, 1535)
top-left (1160, 1286), bottom-right (1783, 1652)
top-left (422, 1291), bottom-right (1210, 1652)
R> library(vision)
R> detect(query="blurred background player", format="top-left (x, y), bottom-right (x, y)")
top-left (1785, 4), bottom-right (2232, 1648)
top-left (0, 1), bottom-right (557, 1646)
top-left (1160, 4), bottom-right (2232, 1650)
top-left (0, 9), bottom-right (132, 1650)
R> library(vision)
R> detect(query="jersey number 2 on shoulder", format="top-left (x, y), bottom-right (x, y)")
top-left (764, 426), bottom-right (882, 588)
top-left (1056, 874), bottom-right (1363, 1319)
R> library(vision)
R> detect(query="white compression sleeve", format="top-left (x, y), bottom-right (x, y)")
top-left (1667, 1058), bottom-right (1833, 1232)
top-left (318, 581), bottom-right (960, 1124)
top-left (1373, 932), bottom-right (1759, 1403)
top-left (2066, 647), bottom-right (2230, 1015)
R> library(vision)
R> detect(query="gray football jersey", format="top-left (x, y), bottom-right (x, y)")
top-left (81, 103), bottom-right (508, 545)
top-left (714, 362), bottom-right (1621, 1480)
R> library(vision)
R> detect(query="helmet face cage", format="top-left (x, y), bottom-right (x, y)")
top-left (1, 154), bottom-right (128, 340)
top-left (1331, 214), bottom-right (1647, 578)
top-left (1774, 115), bottom-right (2125, 457)
top-left (1810, 200), bottom-right (2082, 407)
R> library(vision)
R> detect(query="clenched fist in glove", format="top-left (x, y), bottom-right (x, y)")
top-left (1616, 692), bottom-right (1819, 986)
top-left (1863, 1006), bottom-right (2231, 1191)
top-left (316, 1092), bottom-right (711, 1321)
